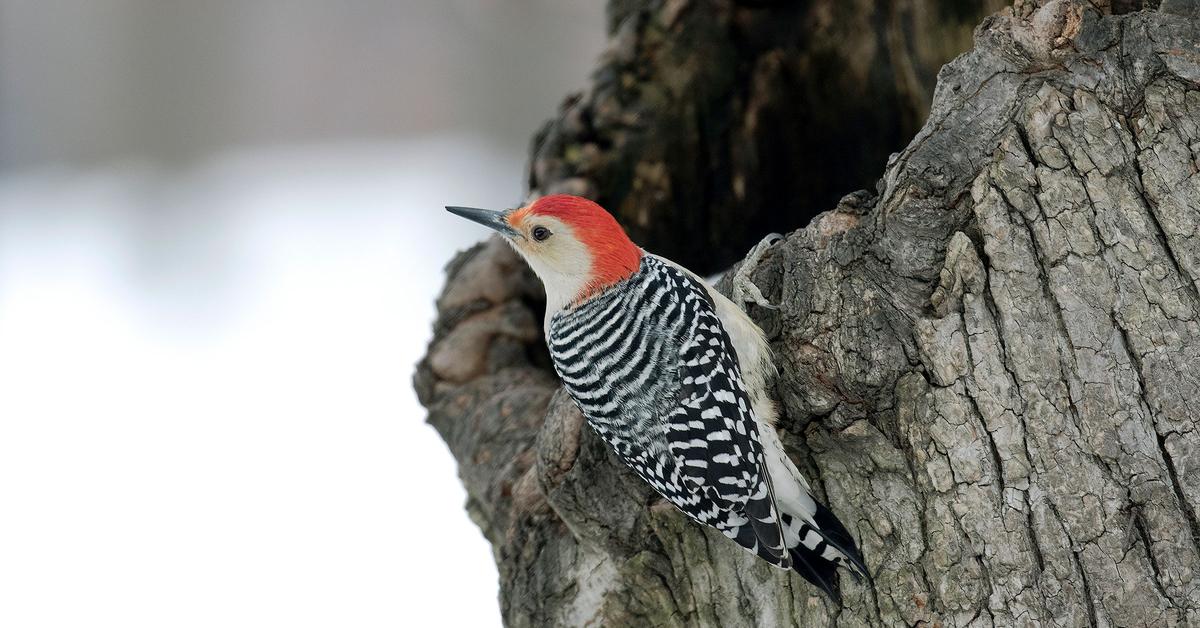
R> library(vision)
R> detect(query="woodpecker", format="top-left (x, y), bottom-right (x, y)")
top-left (446, 195), bottom-right (868, 602)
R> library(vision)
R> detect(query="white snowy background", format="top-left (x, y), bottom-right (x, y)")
top-left (0, 2), bottom-right (603, 626)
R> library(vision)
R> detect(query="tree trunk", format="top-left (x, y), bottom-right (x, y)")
top-left (527, 0), bottom-right (1009, 274)
top-left (415, 1), bottom-right (1200, 626)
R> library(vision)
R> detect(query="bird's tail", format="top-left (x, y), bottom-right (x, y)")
top-left (781, 501), bottom-right (870, 604)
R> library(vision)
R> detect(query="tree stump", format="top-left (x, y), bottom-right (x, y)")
top-left (415, 1), bottom-right (1200, 625)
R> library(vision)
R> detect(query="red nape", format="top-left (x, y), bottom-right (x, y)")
top-left (528, 195), bottom-right (643, 299)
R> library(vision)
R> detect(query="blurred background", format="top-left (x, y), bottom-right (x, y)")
top-left (0, 2), bottom-right (604, 626)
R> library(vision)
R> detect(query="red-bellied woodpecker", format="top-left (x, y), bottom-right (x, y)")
top-left (446, 194), bottom-right (868, 602)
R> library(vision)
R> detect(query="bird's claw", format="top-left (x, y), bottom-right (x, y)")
top-left (732, 232), bottom-right (784, 311)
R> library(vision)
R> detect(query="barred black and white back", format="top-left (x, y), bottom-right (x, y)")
top-left (547, 255), bottom-right (868, 601)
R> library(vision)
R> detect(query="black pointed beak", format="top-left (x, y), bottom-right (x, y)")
top-left (445, 206), bottom-right (518, 237)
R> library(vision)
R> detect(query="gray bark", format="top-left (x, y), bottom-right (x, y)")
top-left (415, 1), bottom-right (1200, 626)
top-left (528, 0), bottom-right (1008, 273)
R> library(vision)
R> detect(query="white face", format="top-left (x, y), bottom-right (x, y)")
top-left (503, 214), bottom-right (594, 313)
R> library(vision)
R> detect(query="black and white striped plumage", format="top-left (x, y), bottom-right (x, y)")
top-left (445, 195), bottom-right (867, 603)
top-left (547, 255), bottom-right (866, 601)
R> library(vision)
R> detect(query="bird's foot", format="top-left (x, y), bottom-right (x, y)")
top-left (732, 233), bottom-right (784, 311)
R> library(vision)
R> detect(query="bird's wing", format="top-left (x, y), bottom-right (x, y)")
top-left (663, 269), bottom-right (790, 566)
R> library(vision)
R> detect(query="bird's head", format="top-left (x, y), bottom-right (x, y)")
top-left (446, 194), bottom-right (642, 311)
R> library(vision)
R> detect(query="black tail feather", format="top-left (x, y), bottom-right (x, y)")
top-left (811, 501), bottom-right (872, 587)
top-left (784, 500), bottom-right (873, 605)
top-left (789, 544), bottom-right (842, 604)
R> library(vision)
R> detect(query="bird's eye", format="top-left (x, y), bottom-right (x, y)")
top-left (531, 226), bottom-right (552, 241)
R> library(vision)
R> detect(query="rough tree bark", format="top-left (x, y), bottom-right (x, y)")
top-left (529, 0), bottom-right (1008, 273)
top-left (415, 1), bottom-right (1200, 626)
